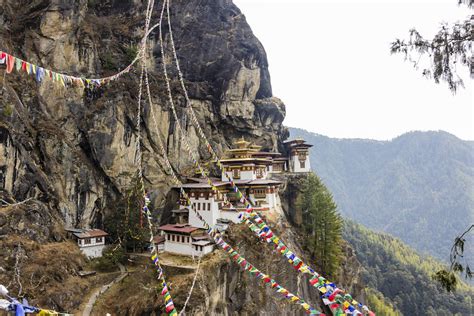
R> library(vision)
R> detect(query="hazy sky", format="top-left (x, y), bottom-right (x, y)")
top-left (233, 0), bottom-right (473, 140)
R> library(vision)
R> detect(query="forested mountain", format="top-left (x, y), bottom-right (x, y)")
top-left (344, 221), bottom-right (473, 315)
top-left (289, 128), bottom-right (474, 262)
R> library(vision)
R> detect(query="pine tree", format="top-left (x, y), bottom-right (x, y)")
top-left (298, 173), bottom-right (343, 276)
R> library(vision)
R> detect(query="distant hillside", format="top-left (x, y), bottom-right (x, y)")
top-left (344, 221), bottom-right (473, 315)
top-left (289, 128), bottom-right (474, 262)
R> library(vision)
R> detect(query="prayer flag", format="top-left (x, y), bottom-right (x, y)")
top-left (6, 54), bottom-right (14, 73)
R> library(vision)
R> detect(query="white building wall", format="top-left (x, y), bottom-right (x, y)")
top-left (266, 192), bottom-right (278, 209)
top-left (157, 243), bottom-right (165, 252)
top-left (290, 155), bottom-right (311, 173)
top-left (200, 245), bottom-right (214, 256)
top-left (187, 197), bottom-right (220, 229)
top-left (240, 170), bottom-right (255, 180)
top-left (164, 240), bottom-right (194, 256)
top-left (222, 169), bottom-right (256, 181)
top-left (192, 244), bottom-right (214, 257)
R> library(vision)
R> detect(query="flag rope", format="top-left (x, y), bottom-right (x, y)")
top-left (0, 18), bottom-right (163, 88)
top-left (134, 1), bottom-right (178, 315)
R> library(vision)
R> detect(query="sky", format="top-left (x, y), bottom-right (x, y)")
top-left (233, 0), bottom-right (473, 141)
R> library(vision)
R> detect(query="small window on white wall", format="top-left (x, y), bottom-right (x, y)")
top-left (233, 169), bottom-right (240, 179)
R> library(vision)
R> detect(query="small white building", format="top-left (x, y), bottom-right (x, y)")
top-left (158, 224), bottom-right (213, 257)
top-left (67, 228), bottom-right (108, 258)
top-left (284, 139), bottom-right (313, 173)
top-left (153, 235), bottom-right (165, 252)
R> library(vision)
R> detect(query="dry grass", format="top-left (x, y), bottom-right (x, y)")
top-left (0, 235), bottom-right (101, 312)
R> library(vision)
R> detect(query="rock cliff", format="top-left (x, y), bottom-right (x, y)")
top-left (0, 0), bottom-right (362, 314)
top-left (0, 0), bottom-right (287, 228)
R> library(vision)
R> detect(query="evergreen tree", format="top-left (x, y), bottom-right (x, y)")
top-left (105, 174), bottom-right (149, 253)
top-left (298, 173), bottom-right (343, 276)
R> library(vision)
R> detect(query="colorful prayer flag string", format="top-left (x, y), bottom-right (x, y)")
top-left (0, 15), bottom-right (163, 89)
top-left (134, 1), bottom-right (177, 315)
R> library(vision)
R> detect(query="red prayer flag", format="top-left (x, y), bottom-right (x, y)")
top-left (294, 261), bottom-right (303, 270)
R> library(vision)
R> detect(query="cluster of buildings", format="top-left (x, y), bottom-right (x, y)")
top-left (157, 138), bottom-right (313, 257)
top-left (67, 137), bottom-right (312, 259)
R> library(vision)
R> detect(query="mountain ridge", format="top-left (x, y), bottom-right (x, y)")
top-left (289, 127), bottom-right (474, 261)
top-left (344, 220), bottom-right (474, 315)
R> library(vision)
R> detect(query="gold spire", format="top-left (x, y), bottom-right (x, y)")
top-left (234, 137), bottom-right (251, 149)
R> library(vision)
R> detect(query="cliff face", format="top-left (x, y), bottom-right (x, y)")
top-left (0, 1), bottom-right (362, 314)
top-left (0, 0), bottom-right (287, 228)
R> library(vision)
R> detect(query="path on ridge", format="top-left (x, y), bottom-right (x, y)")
top-left (81, 263), bottom-right (128, 316)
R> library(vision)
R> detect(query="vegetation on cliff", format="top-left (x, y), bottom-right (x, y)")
top-left (297, 173), bottom-right (343, 277)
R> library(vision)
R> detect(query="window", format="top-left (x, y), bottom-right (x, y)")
top-left (207, 203), bottom-right (211, 211)
top-left (186, 236), bottom-right (190, 243)
top-left (182, 236), bottom-right (185, 243)
top-left (197, 203), bottom-right (201, 210)
top-left (233, 169), bottom-right (240, 179)
top-left (84, 238), bottom-right (91, 245)
top-left (77, 239), bottom-right (82, 246)
top-left (300, 161), bottom-right (305, 169)
top-left (200, 246), bottom-right (203, 251)
top-left (256, 168), bottom-right (263, 178)
top-left (254, 189), bottom-right (266, 198)
top-left (172, 235), bottom-right (175, 242)
top-left (96, 237), bottom-right (102, 243)
top-left (167, 234), bottom-right (170, 241)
